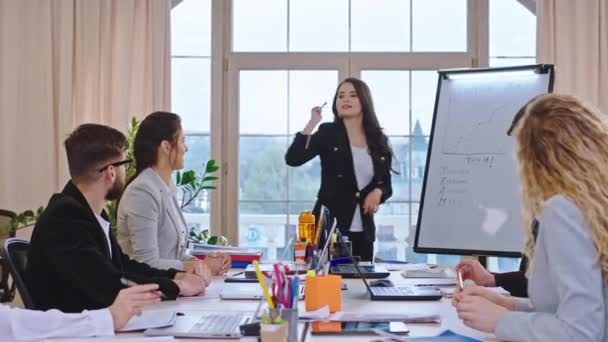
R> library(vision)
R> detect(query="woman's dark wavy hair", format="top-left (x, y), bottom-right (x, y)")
top-left (128, 111), bottom-right (182, 185)
top-left (331, 77), bottom-right (393, 161)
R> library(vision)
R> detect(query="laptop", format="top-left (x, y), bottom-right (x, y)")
top-left (353, 261), bottom-right (443, 301)
top-left (330, 264), bottom-right (391, 279)
top-left (145, 311), bottom-right (253, 339)
top-left (333, 232), bottom-right (442, 301)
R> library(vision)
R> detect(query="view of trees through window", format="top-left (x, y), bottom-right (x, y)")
top-left (171, 0), bottom-right (536, 270)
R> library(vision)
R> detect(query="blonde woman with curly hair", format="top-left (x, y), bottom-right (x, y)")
top-left (452, 94), bottom-right (608, 342)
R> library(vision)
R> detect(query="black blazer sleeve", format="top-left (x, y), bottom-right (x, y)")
top-left (118, 246), bottom-right (181, 283)
top-left (493, 255), bottom-right (529, 297)
top-left (285, 124), bottom-right (329, 166)
top-left (380, 154), bottom-right (393, 203)
top-left (42, 218), bottom-right (179, 308)
top-left (494, 271), bottom-right (528, 297)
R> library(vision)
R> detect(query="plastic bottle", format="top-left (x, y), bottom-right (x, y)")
top-left (298, 211), bottom-right (315, 243)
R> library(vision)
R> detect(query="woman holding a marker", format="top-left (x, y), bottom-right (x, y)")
top-left (286, 78), bottom-right (394, 261)
top-left (453, 94), bottom-right (608, 341)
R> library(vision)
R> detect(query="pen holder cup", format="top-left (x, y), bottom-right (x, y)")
top-left (304, 274), bottom-right (342, 312)
top-left (260, 323), bottom-right (288, 342)
top-left (331, 241), bottom-right (352, 259)
top-left (280, 307), bottom-right (298, 342)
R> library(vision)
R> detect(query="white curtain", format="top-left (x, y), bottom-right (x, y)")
top-left (537, 0), bottom-right (608, 113)
top-left (0, 0), bottom-right (171, 212)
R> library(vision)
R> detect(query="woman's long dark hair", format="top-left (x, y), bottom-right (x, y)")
top-left (331, 77), bottom-right (393, 160)
top-left (128, 111), bottom-right (182, 185)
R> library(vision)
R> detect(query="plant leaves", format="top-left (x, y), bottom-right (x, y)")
top-left (203, 176), bottom-right (218, 182)
top-left (181, 170), bottom-right (196, 184)
top-left (205, 160), bottom-right (219, 173)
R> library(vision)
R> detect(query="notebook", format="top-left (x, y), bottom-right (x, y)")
top-left (220, 283), bottom-right (305, 300)
top-left (337, 240), bottom-right (442, 300)
top-left (118, 310), bottom-right (177, 332)
top-left (145, 311), bottom-right (252, 339)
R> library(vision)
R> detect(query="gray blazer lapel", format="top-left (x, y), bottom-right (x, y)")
top-left (173, 196), bottom-right (189, 237)
top-left (143, 168), bottom-right (184, 258)
top-left (163, 192), bottom-right (184, 256)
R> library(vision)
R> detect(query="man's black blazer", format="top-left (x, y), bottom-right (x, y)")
top-left (26, 181), bottom-right (181, 313)
top-left (286, 121), bottom-right (393, 241)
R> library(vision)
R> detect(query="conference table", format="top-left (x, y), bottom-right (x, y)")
top-left (119, 271), bottom-right (499, 341)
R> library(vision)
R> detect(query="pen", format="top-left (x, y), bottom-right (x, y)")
top-left (457, 270), bottom-right (464, 290)
top-left (291, 276), bottom-right (299, 308)
top-left (415, 283), bottom-right (457, 288)
top-left (322, 261), bottom-right (330, 276)
top-left (120, 277), bottom-right (167, 300)
top-left (253, 260), bottom-right (275, 309)
top-left (230, 271), bottom-right (244, 277)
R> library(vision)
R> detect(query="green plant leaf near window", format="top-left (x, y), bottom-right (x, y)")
top-left (175, 160), bottom-right (219, 209)
top-left (0, 207), bottom-right (44, 237)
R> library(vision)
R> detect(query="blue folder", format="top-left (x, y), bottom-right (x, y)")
top-left (411, 330), bottom-right (483, 342)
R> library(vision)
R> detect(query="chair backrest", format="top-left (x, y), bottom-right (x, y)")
top-left (0, 210), bottom-right (17, 302)
top-left (0, 238), bottom-right (34, 308)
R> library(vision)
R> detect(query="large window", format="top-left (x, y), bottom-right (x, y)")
top-left (171, 0), bottom-right (212, 231)
top-left (171, 0), bottom-right (537, 268)
top-left (237, 70), bottom-right (338, 259)
top-left (233, 0), bottom-right (467, 53)
top-left (489, 0), bottom-right (536, 67)
top-left (487, 0), bottom-right (536, 272)
top-left (229, 0), bottom-right (468, 262)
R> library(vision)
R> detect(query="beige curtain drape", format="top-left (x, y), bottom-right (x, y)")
top-left (537, 0), bottom-right (608, 113)
top-left (0, 0), bottom-right (170, 212)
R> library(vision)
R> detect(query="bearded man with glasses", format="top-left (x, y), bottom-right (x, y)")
top-left (26, 124), bottom-right (207, 313)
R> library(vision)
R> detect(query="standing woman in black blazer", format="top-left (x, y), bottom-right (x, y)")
top-left (286, 77), bottom-right (393, 261)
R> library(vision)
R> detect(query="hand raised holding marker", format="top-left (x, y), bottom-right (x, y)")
top-left (310, 102), bottom-right (327, 126)
top-left (303, 102), bottom-right (327, 135)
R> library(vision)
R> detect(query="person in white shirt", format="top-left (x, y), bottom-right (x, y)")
top-left (1, 284), bottom-right (160, 341)
top-left (453, 94), bottom-right (608, 342)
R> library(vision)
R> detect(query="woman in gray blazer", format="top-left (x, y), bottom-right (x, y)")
top-left (117, 112), bottom-right (229, 276)
top-left (452, 94), bottom-right (608, 342)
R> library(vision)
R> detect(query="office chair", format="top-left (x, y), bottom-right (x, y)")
top-left (1, 238), bottom-right (35, 308)
top-left (0, 209), bottom-right (17, 302)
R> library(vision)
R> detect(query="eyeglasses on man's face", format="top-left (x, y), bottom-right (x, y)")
top-left (98, 159), bottom-right (132, 172)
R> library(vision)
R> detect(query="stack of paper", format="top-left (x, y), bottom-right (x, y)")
top-left (190, 244), bottom-right (262, 268)
top-left (331, 312), bottom-right (441, 323)
top-left (402, 266), bottom-right (456, 279)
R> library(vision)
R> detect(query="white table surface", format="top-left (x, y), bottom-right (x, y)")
top-left (117, 271), bottom-right (499, 341)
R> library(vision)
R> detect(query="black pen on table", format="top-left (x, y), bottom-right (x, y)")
top-left (120, 277), bottom-right (167, 300)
